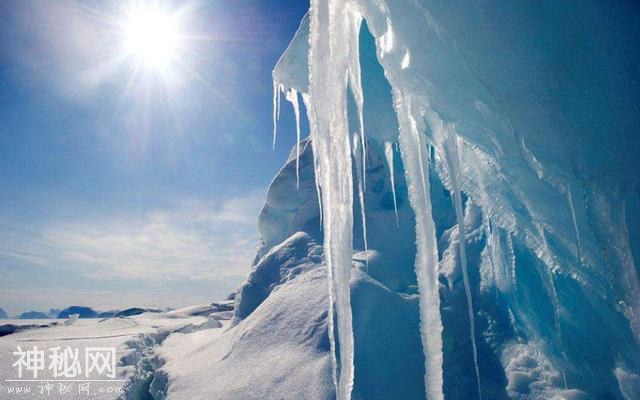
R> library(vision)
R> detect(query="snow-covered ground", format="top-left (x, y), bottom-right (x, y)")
top-left (0, 305), bottom-right (228, 400)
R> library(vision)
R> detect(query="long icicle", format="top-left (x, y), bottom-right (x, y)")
top-left (384, 141), bottom-right (400, 226)
top-left (353, 131), bottom-right (369, 271)
top-left (412, 116), bottom-right (430, 205)
top-left (272, 80), bottom-right (278, 149)
top-left (308, 1), bottom-right (358, 399)
top-left (302, 94), bottom-right (324, 227)
top-left (442, 131), bottom-right (482, 399)
top-left (286, 88), bottom-right (302, 190)
top-left (347, 26), bottom-right (368, 268)
top-left (396, 94), bottom-right (444, 400)
top-left (276, 82), bottom-right (282, 121)
top-left (360, 116), bottom-right (367, 191)
top-left (312, 139), bottom-right (324, 227)
top-left (346, 19), bottom-right (366, 192)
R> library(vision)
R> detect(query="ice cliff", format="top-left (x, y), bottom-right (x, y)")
top-left (228, 1), bottom-right (640, 399)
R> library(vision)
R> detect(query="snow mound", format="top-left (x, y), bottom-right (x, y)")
top-left (157, 229), bottom-right (432, 400)
top-left (235, 231), bottom-right (323, 321)
top-left (158, 236), bottom-right (334, 400)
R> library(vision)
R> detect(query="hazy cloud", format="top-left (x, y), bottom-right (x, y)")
top-left (0, 190), bottom-right (264, 282)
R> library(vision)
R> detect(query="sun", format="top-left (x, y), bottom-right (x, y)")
top-left (122, 5), bottom-right (181, 69)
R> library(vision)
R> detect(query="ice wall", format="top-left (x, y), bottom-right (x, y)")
top-left (271, 0), bottom-right (640, 399)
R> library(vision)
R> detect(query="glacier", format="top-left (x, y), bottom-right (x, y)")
top-left (266, 0), bottom-right (640, 399)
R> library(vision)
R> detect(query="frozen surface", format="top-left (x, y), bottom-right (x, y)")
top-left (0, 312), bottom-right (209, 399)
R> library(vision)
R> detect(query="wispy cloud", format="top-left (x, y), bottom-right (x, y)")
top-left (0, 190), bottom-right (264, 282)
top-left (2, 1), bottom-right (124, 101)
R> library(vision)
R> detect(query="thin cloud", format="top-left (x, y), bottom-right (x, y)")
top-left (1, 190), bottom-right (264, 282)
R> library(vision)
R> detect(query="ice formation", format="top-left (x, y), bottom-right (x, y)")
top-left (384, 141), bottom-right (399, 225)
top-left (267, 0), bottom-right (640, 399)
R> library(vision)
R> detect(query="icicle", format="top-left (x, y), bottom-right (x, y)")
top-left (360, 122), bottom-right (366, 190)
top-left (271, 81), bottom-right (283, 149)
top-left (285, 88), bottom-right (302, 190)
top-left (439, 129), bottom-right (482, 400)
top-left (346, 18), bottom-right (366, 192)
top-left (313, 141), bottom-right (324, 227)
top-left (457, 201), bottom-right (482, 396)
top-left (384, 141), bottom-right (400, 226)
top-left (307, 2), bottom-right (360, 399)
top-left (276, 82), bottom-right (282, 121)
top-left (272, 80), bottom-right (278, 149)
top-left (395, 94), bottom-right (444, 400)
top-left (353, 131), bottom-right (369, 271)
top-left (302, 94), bottom-right (324, 227)
top-left (314, 148), bottom-right (324, 227)
top-left (454, 194), bottom-right (482, 399)
top-left (411, 115), bottom-right (430, 205)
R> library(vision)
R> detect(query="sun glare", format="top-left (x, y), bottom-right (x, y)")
top-left (122, 5), bottom-right (181, 68)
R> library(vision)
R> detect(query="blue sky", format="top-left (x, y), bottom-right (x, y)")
top-left (0, 0), bottom-right (309, 316)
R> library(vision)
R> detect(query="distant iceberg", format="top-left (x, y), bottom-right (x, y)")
top-left (58, 306), bottom-right (98, 319)
top-left (18, 310), bottom-right (50, 319)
